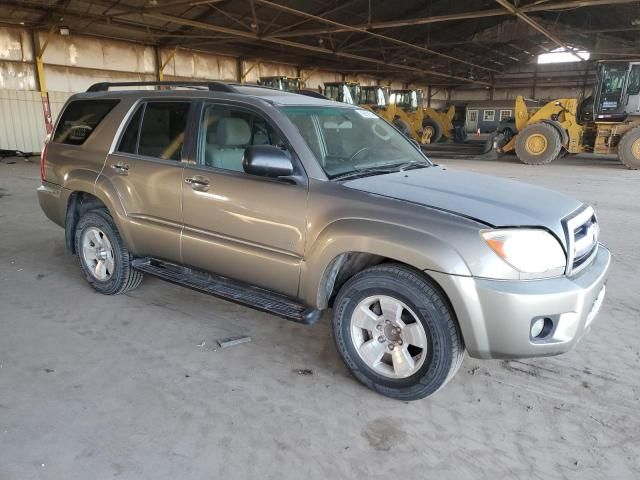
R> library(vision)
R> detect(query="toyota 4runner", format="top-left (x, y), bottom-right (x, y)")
top-left (38, 81), bottom-right (611, 400)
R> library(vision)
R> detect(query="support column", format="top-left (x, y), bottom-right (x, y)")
top-left (156, 47), bottom-right (177, 82)
top-left (532, 63), bottom-right (538, 99)
top-left (236, 57), bottom-right (244, 83)
top-left (427, 85), bottom-right (432, 107)
top-left (32, 28), bottom-right (54, 135)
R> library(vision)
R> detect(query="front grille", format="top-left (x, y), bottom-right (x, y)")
top-left (564, 206), bottom-right (599, 275)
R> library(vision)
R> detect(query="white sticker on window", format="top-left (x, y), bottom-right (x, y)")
top-left (355, 109), bottom-right (378, 119)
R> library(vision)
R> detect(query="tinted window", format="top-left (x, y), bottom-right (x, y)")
top-left (53, 99), bottom-right (119, 145)
top-left (198, 104), bottom-right (285, 172)
top-left (118, 105), bottom-right (143, 154)
top-left (138, 102), bottom-right (190, 161)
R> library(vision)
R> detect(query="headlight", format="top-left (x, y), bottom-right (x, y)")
top-left (481, 229), bottom-right (566, 277)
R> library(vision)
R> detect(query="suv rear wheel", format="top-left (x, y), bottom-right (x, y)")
top-left (332, 264), bottom-right (464, 400)
top-left (75, 209), bottom-right (143, 295)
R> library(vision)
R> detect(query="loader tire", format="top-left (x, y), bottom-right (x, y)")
top-left (618, 125), bottom-right (640, 170)
top-left (422, 118), bottom-right (443, 143)
top-left (515, 122), bottom-right (562, 165)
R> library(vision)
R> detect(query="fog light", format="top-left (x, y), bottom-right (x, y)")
top-left (530, 317), bottom-right (554, 339)
top-left (531, 318), bottom-right (545, 338)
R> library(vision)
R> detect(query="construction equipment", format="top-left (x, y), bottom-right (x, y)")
top-left (323, 82), bottom-right (360, 104)
top-left (388, 89), bottom-right (456, 143)
top-left (258, 76), bottom-right (303, 92)
top-left (358, 85), bottom-right (389, 111)
top-left (498, 61), bottom-right (640, 169)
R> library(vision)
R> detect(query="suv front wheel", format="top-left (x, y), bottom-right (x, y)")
top-left (332, 264), bottom-right (464, 400)
top-left (75, 209), bottom-right (143, 295)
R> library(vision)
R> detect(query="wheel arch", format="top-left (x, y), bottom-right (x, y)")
top-left (539, 119), bottom-right (569, 147)
top-left (64, 176), bottom-right (130, 254)
top-left (299, 219), bottom-right (472, 309)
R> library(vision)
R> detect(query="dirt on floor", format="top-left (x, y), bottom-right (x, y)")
top-left (0, 154), bottom-right (639, 480)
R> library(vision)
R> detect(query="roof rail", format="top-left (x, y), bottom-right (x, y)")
top-left (86, 81), bottom-right (238, 93)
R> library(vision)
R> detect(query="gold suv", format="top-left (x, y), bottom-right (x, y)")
top-left (38, 81), bottom-right (610, 400)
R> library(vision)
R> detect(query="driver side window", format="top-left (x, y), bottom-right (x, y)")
top-left (198, 104), bottom-right (284, 172)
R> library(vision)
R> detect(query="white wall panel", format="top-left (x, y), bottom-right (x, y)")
top-left (242, 61), bottom-right (297, 84)
top-left (39, 33), bottom-right (155, 75)
top-left (0, 26), bottom-right (32, 62)
top-left (0, 61), bottom-right (36, 90)
top-left (44, 65), bottom-right (155, 92)
top-left (162, 49), bottom-right (237, 81)
top-left (300, 69), bottom-right (341, 90)
top-left (0, 89), bottom-right (46, 152)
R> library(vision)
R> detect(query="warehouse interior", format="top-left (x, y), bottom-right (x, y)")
top-left (1, 1), bottom-right (639, 479)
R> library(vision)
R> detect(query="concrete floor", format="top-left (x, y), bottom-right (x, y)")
top-left (1, 153), bottom-right (639, 480)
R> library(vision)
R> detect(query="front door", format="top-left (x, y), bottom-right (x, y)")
top-left (466, 109), bottom-right (479, 133)
top-left (102, 100), bottom-right (191, 262)
top-left (180, 102), bottom-right (308, 296)
top-left (625, 63), bottom-right (640, 115)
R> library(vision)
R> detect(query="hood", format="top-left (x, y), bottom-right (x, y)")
top-left (343, 166), bottom-right (583, 244)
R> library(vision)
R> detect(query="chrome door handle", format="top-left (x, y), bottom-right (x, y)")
top-left (185, 175), bottom-right (209, 191)
top-left (110, 162), bottom-right (129, 175)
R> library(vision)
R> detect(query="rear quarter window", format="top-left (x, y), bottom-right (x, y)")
top-left (53, 99), bottom-right (119, 145)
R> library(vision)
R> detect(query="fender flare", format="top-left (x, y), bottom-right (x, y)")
top-left (298, 219), bottom-right (472, 308)
top-left (540, 119), bottom-right (569, 148)
top-left (63, 174), bottom-right (133, 253)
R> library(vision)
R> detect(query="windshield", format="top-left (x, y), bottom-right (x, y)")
top-left (360, 87), bottom-right (387, 106)
top-left (281, 106), bottom-right (430, 179)
top-left (391, 90), bottom-right (420, 110)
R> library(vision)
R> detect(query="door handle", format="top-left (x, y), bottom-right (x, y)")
top-left (110, 162), bottom-right (129, 175)
top-left (185, 175), bottom-right (210, 191)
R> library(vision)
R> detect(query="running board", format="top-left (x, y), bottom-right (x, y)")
top-left (131, 257), bottom-right (322, 325)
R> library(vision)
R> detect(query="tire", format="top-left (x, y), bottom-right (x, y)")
top-left (332, 264), bottom-right (464, 401)
top-left (515, 122), bottom-right (563, 165)
top-left (618, 125), bottom-right (640, 170)
top-left (392, 117), bottom-right (411, 138)
top-left (422, 117), bottom-right (443, 143)
top-left (74, 209), bottom-right (143, 295)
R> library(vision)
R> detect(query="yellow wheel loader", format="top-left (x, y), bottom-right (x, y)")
top-left (388, 89), bottom-right (455, 143)
top-left (322, 82), bottom-right (361, 105)
top-left (258, 76), bottom-right (303, 92)
top-left (498, 61), bottom-right (640, 169)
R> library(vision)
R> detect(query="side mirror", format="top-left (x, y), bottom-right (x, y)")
top-left (243, 145), bottom-right (293, 178)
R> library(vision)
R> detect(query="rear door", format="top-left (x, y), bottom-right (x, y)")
top-left (180, 101), bottom-right (308, 296)
top-left (101, 100), bottom-right (191, 262)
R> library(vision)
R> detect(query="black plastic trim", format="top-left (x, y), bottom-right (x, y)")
top-left (131, 257), bottom-right (321, 325)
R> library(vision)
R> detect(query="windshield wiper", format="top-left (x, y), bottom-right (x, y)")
top-left (331, 166), bottom-right (399, 181)
top-left (332, 160), bottom-right (429, 181)
top-left (396, 160), bottom-right (430, 171)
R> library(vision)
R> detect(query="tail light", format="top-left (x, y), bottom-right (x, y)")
top-left (40, 141), bottom-right (49, 182)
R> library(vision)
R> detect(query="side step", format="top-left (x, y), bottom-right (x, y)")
top-left (131, 257), bottom-right (322, 325)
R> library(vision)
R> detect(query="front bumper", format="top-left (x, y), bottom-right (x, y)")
top-left (429, 244), bottom-right (611, 359)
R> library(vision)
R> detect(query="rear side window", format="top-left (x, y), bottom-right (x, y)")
top-left (137, 102), bottom-right (190, 161)
top-left (118, 105), bottom-right (143, 154)
top-left (53, 99), bottom-right (119, 145)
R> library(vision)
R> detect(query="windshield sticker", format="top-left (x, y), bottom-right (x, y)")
top-left (355, 109), bottom-right (378, 119)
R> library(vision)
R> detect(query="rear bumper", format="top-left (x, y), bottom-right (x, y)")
top-left (429, 244), bottom-right (611, 359)
top-left (37, 181), bottom-right (69, 228)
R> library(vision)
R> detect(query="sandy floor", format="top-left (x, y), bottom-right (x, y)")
top-left (1, 154), bottom-right (638, 479)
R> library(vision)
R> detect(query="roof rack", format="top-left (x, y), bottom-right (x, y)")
top-left (86, 81), bottom-right (238, 93)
